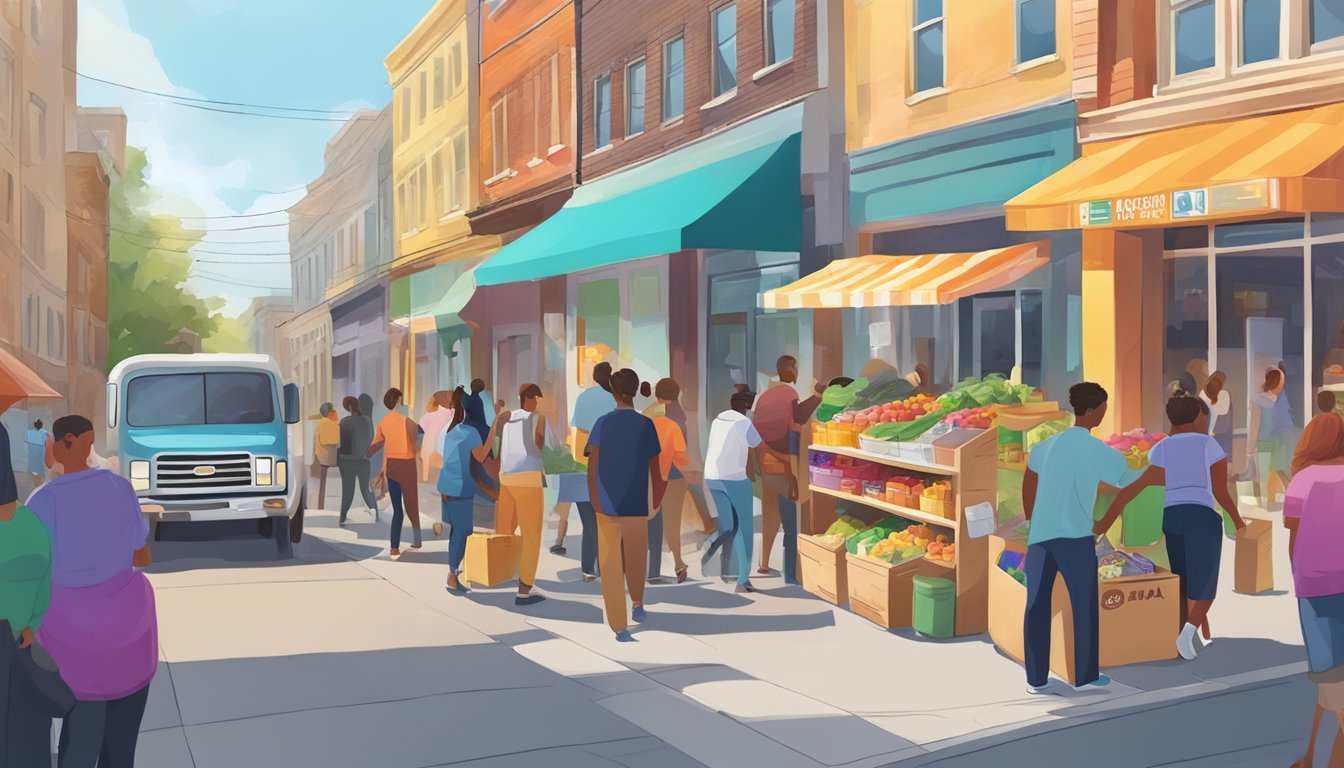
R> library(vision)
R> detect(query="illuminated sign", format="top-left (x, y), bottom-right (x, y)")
top-left (1172, 188), bottom-right (1208, 219)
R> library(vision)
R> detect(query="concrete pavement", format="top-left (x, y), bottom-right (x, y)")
top-left (120, 470), bottom-right (1320, 767)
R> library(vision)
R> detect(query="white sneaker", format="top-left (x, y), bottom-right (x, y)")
top-left (1026, 682), bottom-right (1056, 696)
top-left (1177, 622), bottom-right (1199, 660)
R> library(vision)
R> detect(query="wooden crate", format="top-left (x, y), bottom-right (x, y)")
top-left (799, 534), bottom-right (847, 606)
top-left (845, 553), bottom-right (937, 629)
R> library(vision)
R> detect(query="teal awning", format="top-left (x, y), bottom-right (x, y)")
top-left (474, 104), bottom-right (804, 287)
top-left (849, 101), bottom-right (1078, 227)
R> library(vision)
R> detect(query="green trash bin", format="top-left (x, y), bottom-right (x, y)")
top-left (912, 576), bottom-right (956, 638)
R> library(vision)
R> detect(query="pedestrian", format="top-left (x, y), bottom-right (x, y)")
top-left (28, 415), bottom-right (157, 768)
top-left (701, 389), bottom-right (763, 593)
top-left (751, 355), bottom-right (822, 584)
top-left (462, 379), bottom-right (500, 498)
top-left (1097, 389), bottom-right (1247, 659)
top-left (438, 387), bottom-right (504, 595)
top-left (314, 403), bottom-right (340, 510)
top-left (370, 388), bottom-right (425, 559)
top-left (24, 419), bottom-right (49, 489)
top-left (420, 391), bottom-right (454, 484)
top-left (562, 363), bottom-right (616, 561)
top-left (1284, 412), bottom-right (1344, 768)
top-left (642, 379), bottom-right (690, 584)
top-left (1321, 389), bottom-right (1338, 416)
top-left (1249, 364), bottom-right (1298, 505)
top-left (1200, 371), bottom-right (1233, 460)
top-left (361, 393), bottom-right (387, 503)
top-left (587, 369), bottom-right (664, 641)
top-left (1021, 382), bottom-right (1130, 694)
top-left (664, 388), bottom-right (717, 537)
top-left (498, 383), bottom-right (548, 605)
top-left (0, 412), bottom-right (61, 765)
top-left (337, 396), bottom-right (377, 527)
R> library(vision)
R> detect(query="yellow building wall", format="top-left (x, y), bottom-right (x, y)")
top-left (846, 0), bottom-right (1076, 152)
top-left (388, 3), bottom-right (476, 269)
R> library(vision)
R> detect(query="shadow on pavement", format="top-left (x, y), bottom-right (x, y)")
top-left (146, 520), bottom-right (355, 572)
top-left (469, 590), bottom-right (607, 623)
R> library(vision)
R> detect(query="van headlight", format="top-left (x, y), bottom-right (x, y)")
top-left (129, 460), bottom-right (150, 492)
top-left (276, 460), bottom-right (287, 490)
top-left (255, 457), bottom-right (274, 487)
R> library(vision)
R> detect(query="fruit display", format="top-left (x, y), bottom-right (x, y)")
top-left (1104, 428), bottom-right (1168, 470)
top-left (815, 514), bottom-right (869, 547)
top-left (862, 408), bottom-right (948, 443)
top-left (817, 378), bottom-right (870, 423)
top-left (840, 393), bottom-right (942, 429)
top-left (885, 476), bottom-right (925, 508)
top-left (869, 535), bottom-right (925, 564)
top-left (919, 481), bottom-right (954, 518)
top-left (886, 524), bottom-right (955, 562)
top-left (849, 377), bottom-right (921, 413)
top-left (942, 405), bottom-right (997, 430)
top-left (937, 373), bottom-right (1037, 412)
top-left (846, 516), bottom-right (910, 555)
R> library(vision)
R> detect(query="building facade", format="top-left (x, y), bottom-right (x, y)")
top-left (1007, 0), bottom-right (1344, 453)
top-left (246, 295), bottom-right (294, 360)
top-left (386, 0), bottom-right (497, 411)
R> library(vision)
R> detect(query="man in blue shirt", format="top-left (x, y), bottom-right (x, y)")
top-left (23, 420), bottom-right (49, 488)
top-left (586, 368), bottom-right (664, 642)
top-left (561, 362), bottom-right (616, 573)
top-left (1021, 382), bottom-right (1129, 694)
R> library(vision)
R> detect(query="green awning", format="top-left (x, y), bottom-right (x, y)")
top-left (474, 104), bottom-right (804, 287)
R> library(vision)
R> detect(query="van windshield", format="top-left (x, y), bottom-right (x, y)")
top-left (126, 372), bottom-right (275, 427)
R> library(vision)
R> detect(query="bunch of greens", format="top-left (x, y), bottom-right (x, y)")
top-left (937, 374), bottom-right (1035, 411)
top-left (850, 378), bottom-right (919, 412)
top-left (542, 445), bottom-right (586, 475)
top-left (862, 409), bottom-right (948, 442)
top-left (845, 516), bottom-right (911, 554)
top-left (816, 378), bottom-right (869, 423)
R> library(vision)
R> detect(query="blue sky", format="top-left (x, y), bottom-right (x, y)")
top-left (77, 0), bottom-right (433, 313)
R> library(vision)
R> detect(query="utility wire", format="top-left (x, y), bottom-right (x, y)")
top-left (74, 71), bottom-right (357, 115)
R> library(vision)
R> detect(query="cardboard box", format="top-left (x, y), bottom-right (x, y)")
top-left (846, 553), bottom-right (939, 629)
top-left (799, 534), bottom-right (847, 606)
top-left (988, 536), bottom-right (1179, 684)
top-left (463, 533), bottom-right (520, 587)
top-left (1235, 518), bottom-right (1275, 594)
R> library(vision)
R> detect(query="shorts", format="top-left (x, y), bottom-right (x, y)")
top-left (1299, 593), bottom-right (1344, 678)
top-left (1162, 504), bottom-right (1224, 602)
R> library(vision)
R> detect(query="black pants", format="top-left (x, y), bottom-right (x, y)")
top-left (338, 459), bottom-right (376, 523)
top-left (58, 685), bottom-right (151, 768)
top-left (575, 501), bottom-right (599, 577)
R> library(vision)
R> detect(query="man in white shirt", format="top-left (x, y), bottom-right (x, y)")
top-left (700, 390), bottom-right (762, 593)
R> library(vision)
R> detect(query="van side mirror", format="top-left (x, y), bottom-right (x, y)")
top-left (283, 383), bottom-right (301, 425)
top-left (106, 384), bottom-right (118, 429)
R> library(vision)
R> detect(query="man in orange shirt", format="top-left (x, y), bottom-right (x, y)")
top-left (370, 388), bottom-right (424, 559)
top-left (643, 378), bottom-right (690, 583)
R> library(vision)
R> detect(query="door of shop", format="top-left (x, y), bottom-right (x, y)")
top-left (495, 327), bottom-right (537, 409)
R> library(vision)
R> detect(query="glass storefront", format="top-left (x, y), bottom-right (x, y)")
top-left (568, 259), bottom-right (670, 413)
top-left (706, 251), bottom-right (804, 404)
top-left (1162, 215), bottom-right (1344, 471)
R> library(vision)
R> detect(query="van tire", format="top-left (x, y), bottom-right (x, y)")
top-left (289, 496), bottom-right (305, 543)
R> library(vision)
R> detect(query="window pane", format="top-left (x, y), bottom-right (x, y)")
top-left (626, 61), bottom-right (645, 136)
top-left (663, 37), bottom-right (684, 118)
top-left (1163, 256), bottom-right (1210, 402)
top-left (1165, 226), bottom-right (1209, 250)
top-left (1213, 218), bottom-right (1304, 248)
top-left (713, 6), bottom-right (737, 96)
top-left (1313, 0), bottom-right (1344, 43)
top-left (1314, 242), bottom-right (1344, 410)
top-left (433, 57), bottom-right (445, 108)
top-left (766, 0), bottom-right (795, 64)
top-left (1175, 0), bottom-right (1217, 75)
top-left (1020, 290), bottom-right (1044, 387)
top-left (914, 23), bottom-right (944, 91)
top-left (915, 0), bottom-right (943, 25)
top-left (1017, 0), bottom-right (1056, 62)
top-left (595, 77), bottom-right (611, 147)
top-left (1313, 213), bottom-right (1344, 237)
top-left (1242, 0), bottom-right (1281, 64)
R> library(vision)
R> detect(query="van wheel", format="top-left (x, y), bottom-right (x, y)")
top-left (289, 496), bottom-right (305, 543)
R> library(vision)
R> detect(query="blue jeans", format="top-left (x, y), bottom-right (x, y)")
top-left (1024, 536), bottom-right (1099, 687)
top-left (441, 496), bottom-right (474, 573)
top-left (705, 479), bottom-right (754, 585)
top-left (575, 501), bottom-right (598, 577)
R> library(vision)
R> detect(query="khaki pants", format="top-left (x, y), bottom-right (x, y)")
top-left (655, 477), bottom-right (689, 572)
top-left (498, 472), bottom-right (544, 588)
top-left (597, 513), bottom-right (648, 634)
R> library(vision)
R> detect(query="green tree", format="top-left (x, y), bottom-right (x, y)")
top-left (202, 310), bottom-right (250, 354)
top-left (107, 147), bottom-right (227, 368)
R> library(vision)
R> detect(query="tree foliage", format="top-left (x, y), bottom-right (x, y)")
top-left (107, 147), bottom-right (227, 368)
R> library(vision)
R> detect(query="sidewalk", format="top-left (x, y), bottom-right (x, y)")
top-left (306, 473), bottom-right (1313, 767)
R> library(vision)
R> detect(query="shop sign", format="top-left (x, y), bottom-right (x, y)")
top-left (1112, 193), bottom-right (1167, 224)
top-left (1079, 200), bottom-right (1113, 226)
top-left (1210, 178), bottom-right (1276, 212)
top-left (1171, 188), bottom-right (1208, 219)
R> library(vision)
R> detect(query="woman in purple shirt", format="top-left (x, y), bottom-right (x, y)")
top-left (28, 415), bottom-right (157, 768)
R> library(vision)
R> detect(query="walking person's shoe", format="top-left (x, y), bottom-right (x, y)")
top-left (734, 582), bottom-right (756, 594)
top-left (757, 567), bottom-right (774, 576)
top-left (1026, 682), bottom-right (1057, 696)
top-left (445, 572), bottom-right (469, 594)
top-left (615, 630), bottom-right (635, 643)
top-left (549, 544), bottom-right (566, 555)
top-left (1073, 674), bottom-right (1112, 691)
top-left (389, 548), bottom-right (402, 561)
top-left (675, 565), bottom-right (688, 584)
top-left (1176, 622), bottom-right (1200, 660)
top-left (631, 605), bottom-right (648, 623)
top-left (582, 572), bottom-right (597, 583)
top-left (515, 592), bottom-right (546, 606)
top-left (433, 521), bottom-right (444, 537)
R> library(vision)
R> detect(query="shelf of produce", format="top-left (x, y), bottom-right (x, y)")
top-left (809, 444), bottom-right (957, 476)
top-left (998, 459), bottom-right (1028, 473)
top-left (809, 485), bottom-right (956, 530)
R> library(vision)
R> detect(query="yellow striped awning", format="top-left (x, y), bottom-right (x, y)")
top-left (760, 241), bottom-right (1050, 310)
top-left (1007, 102), bottom-right (1344, 231)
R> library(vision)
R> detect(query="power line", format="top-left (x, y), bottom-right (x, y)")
top-left (169, 101), bottom-right (355, 123)
top-left (74, 71), bottom-right (357, 115)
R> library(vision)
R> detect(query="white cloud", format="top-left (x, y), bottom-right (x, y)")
top-left (78, 0), bottom-right (314, 316)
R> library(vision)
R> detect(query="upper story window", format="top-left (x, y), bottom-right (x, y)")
top-left (418, 71), bottom-right (429, 124)
top-left (765, 0), bottom-right (795, 66)
top-left (450, 42), bottom-right (465, 94)
top-left (451, 132), bottom-right (467, 209)
top-left (0, 42), bottom-right (13, 143)
top-left (711, 4), bottom-right (738, 97)
top-left (663, 36), bottom-right (685, 120)
top-left (433, 57), bottom-right (446, 110)
top-left (1016, 0), bottom-right (1056, 63)
top-left (1241, 0), bottom-right (1282, 64)
top-left (22, 188), bottom-right (41, 263)
top-left (1172, 0), bottom-right (1217, 76)
top-left (913, 0), bottom-right (945, 93)
top-left (399, 86), bottom-right (411, 141)
top-left (594, 75), bottom-right (612, 148)
top-left (25, 93), bottom-right (44, 164)
top-left (28, 0), bottom-right (38, 42)
top-left (1313, 0), bottom-right (1344, 46)
top-left (490, 96), bottom-right (509, 176)
top-left (625, 59), bottom-right (646, 137)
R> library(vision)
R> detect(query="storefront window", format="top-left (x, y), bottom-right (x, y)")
top-left (1163, 255), bottom-right (1209, 394)
top-left (1020, 290), bottom-right (1044, 387)
top-left (1213, 218), bottom-right (1304, 248)
top-left (576, 278), bottom-right (620, 367)
top-left (629, 266), bottom-right (668, 387)
top-left (708, 260), bottom-right (799, 402)
top-left (1313, 241), bottom-right (1344, 399)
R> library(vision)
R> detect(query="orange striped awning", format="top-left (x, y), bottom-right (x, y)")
top-left (1007, 102), bottom-right (1344, 231)
top-left (760, 241), bottom-right (1050, 310)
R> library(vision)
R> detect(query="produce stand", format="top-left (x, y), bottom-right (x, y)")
top-left (988, 535), bottom-right (1179, 683)
top-left (807, 428), bottom-right (997, 636)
